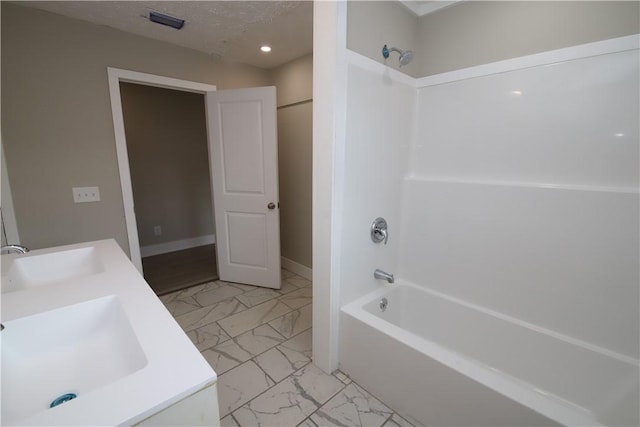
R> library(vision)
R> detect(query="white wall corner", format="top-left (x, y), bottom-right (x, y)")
top-left (312, 0), bottom-right (347, 375)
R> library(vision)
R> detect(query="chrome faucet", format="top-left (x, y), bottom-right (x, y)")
top-left (374, 269), bottom-right (394, 284)
top-left (1, 244), bottom-right (29, 254)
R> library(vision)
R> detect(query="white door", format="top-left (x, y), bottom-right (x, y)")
top-left (206, 86), bottom-right (281, 289)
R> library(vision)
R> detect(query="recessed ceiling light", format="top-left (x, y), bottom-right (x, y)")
top-left (260, 45), bottom-right (272, 53)
top-left (510, 90), bottom-right (523, 95)
top-left (615, 133), bottom-right (625, 137)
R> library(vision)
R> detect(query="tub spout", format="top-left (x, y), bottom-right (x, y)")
top-left (374, 269), bottom-right (394, 284)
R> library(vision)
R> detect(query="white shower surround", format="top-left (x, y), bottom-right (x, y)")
top-left (338, 35), bottom-right (639, 426)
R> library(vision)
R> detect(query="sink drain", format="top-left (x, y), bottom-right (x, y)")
top-left (50, 393), bottom-right (77, 408)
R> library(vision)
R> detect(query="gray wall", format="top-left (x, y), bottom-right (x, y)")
top-left (119, 83), bottom-right (213, 248)
top-left (347, 1), bottom-right (419, 77)
top-left (416, 1), bottom-right (640, 76)
top-left (347, 1), bottom-right (640, 78)
top-left (269, 55), bottom-right (313, 269)
top-left (1, 3), bottom-right (270, 255)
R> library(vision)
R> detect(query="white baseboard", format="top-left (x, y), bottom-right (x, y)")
top-left (281, 256), bottom-right (312, 280)
top-left (141, 234), bottom-right (215, 258)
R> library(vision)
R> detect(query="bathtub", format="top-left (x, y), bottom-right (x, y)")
top-left (339, 282), bottom-right (639, 426)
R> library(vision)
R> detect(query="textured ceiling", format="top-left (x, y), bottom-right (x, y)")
top-left (18, 1), bottom-right (313, 69)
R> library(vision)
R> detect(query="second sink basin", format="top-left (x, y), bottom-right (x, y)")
top-left (1, 296), bottom-right (148, 425)
top-left (1, 247), bottom-right (105, 293)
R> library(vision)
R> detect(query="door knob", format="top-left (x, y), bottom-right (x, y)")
top-left (267, 202), bottom-right (276, 210)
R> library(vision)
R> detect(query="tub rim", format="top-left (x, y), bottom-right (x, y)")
top-left (340, 280), bottom-right (635, 427)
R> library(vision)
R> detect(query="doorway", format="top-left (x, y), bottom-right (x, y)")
top-left (108, 68), bottom-right (218, 275)
top-left (119, 82), bottom-right (218, 295)
top-left (108, 68), bottom-right (282, 291)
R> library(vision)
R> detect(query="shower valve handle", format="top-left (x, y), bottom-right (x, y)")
top-left (371, 217), bottom-right (388, 244)
top-left (375, 228), bottom-right (388, 244)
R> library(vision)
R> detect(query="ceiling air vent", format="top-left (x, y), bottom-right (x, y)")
top-left (149, 11), bottom-right (185, 30)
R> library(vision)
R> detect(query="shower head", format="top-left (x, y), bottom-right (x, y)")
top-left (382, 44), bottom-right (414, 67)
top-left (398, 49), bottom-right (414, 66)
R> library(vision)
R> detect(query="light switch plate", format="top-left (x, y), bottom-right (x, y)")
top-left (73, 186), bottom-right (100, 203)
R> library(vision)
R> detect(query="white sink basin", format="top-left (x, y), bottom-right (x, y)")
top-left (1, 239), bottom-right (216, 426)
top-left (1, 247), bottom-right (104, 293)
top-left (1, 296), bottom-right (147, 425)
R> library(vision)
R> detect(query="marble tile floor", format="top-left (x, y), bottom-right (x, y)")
top-left (160, 269), bottom-right (417, 427)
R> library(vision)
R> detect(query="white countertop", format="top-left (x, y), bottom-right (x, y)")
top-left (1, 239), bottom-right (217, 426)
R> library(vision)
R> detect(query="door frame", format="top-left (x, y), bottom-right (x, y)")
top-left (107, 67), bottom-right (217, 273)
